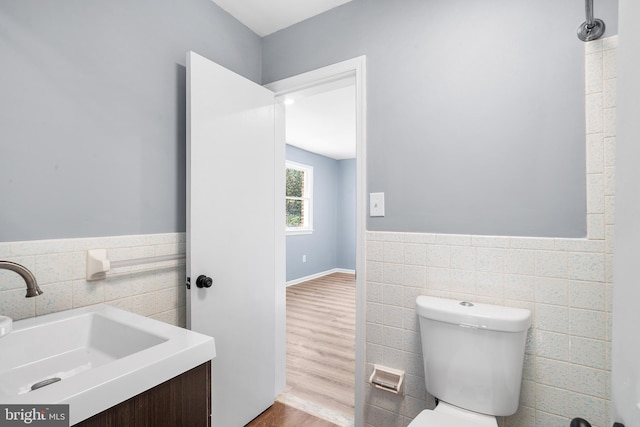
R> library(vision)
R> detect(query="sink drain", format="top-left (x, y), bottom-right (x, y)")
top-left (31, 377), bottom-right (61, 391)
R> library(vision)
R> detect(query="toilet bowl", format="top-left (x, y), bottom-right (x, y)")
top-left (408, 402), bottom-right (497, 427)
top-left (409, 296), bottom-right (531, 427)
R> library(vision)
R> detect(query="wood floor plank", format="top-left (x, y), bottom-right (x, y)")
top-left (282, 272), bottom-right (356, 421)
top-left (245, 402), bottom-right (339, 427)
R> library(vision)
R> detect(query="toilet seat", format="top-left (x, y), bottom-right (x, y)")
top-left (407, 402), bottom-right (498, 427)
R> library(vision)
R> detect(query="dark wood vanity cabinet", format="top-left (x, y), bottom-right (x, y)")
top-left (76, 361), bottom-right (211, 427)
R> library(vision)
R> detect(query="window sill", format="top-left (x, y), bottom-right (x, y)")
top-left (286, 229), bottom-right (314, 236)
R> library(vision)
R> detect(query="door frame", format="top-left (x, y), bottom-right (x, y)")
top-left (265, 55), bottom-right (367, 426)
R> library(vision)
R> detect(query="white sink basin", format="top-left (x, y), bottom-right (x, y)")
top-left (0, 305), bottom-right (215, 425)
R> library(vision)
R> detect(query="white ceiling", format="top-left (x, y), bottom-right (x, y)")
top-left (212, 0), bottom-right (353, 36)
top-left (285, 83), bottom-right (356, 160)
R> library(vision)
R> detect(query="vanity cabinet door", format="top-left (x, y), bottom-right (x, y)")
top-left (75, 361), bottom-right (211, 427)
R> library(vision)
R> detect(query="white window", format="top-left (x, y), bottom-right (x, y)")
top-left (286, 161), bottom-right (313, 235)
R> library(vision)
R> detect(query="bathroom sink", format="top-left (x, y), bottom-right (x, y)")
top-left (0, 310), bottom-right (168, 397)
top-left (0, 305), bottom-right (215, 425)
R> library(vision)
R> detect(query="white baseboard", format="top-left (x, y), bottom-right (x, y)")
top-left (286, 268), bottom-right (355, 287)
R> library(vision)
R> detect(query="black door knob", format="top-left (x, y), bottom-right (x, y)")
top-left (196, 275), bottom-right (213, 288)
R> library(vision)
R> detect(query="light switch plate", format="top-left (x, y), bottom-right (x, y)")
top-left (370, 192), bottom-right (385, 217)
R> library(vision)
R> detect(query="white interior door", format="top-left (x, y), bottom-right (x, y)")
top-left (186, 51), bottom-right (277, 427)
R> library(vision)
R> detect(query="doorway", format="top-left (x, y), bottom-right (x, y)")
top-left (280, 78), bottom-right (356, 425)
top-left (265, 56), bottom-right (366, 427)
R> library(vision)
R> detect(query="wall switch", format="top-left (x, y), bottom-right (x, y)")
top-left (370, 192), bottom-right (385, 217)
top-left (302, 255), bottom-right (306, 263)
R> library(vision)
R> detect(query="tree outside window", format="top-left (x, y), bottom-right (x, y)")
top-left (286, 161), bottom-right (313, 234)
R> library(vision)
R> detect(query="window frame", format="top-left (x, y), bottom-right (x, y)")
top-left (285, 160), bottom-right (314, 235)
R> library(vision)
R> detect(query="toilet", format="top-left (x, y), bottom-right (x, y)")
top-left (409, 296), bottom-right (531, 427)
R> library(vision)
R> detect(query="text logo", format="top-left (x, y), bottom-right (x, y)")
top-left (0, 405), bottom-right (69, 427)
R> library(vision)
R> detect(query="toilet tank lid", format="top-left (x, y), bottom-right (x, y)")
top-left (416, 296), bottom-right (531, 332)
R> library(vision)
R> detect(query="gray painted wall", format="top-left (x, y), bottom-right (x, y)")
top-left (2, 1), bottom-right (621, 242)
top-left (286, 145), bottom-right (355, 281)
top-left (0, 0), bottom-right (261, 242)
top-left (263, 0), bottom-right (620, 237)
top-left (337, 159), bottom-right (356, 270)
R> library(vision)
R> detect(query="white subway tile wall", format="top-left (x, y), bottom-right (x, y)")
top-left (364, 37), bottom-right (617, 427)
top-left (0, 233), bottom-right (186, 327)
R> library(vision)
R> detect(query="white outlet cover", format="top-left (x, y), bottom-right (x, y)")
top-left (370, 192), bottom-right (385, 217)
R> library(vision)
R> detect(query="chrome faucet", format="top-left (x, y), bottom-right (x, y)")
top-left (0, 261), bottom-right (43, 297)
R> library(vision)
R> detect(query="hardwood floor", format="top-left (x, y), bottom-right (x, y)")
top-left (246, 402), bottom-right (339, 427)
top-left (281, 272), bottom-right (356, 422)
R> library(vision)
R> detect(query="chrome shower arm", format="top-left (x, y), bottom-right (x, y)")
top-left (578, 0), bottom-right (605, 42)
top-left (585, 0), bottom-right (595, 28)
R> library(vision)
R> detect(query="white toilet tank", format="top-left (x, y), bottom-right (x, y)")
top-left (416, 296), bottom-right (531, 417)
